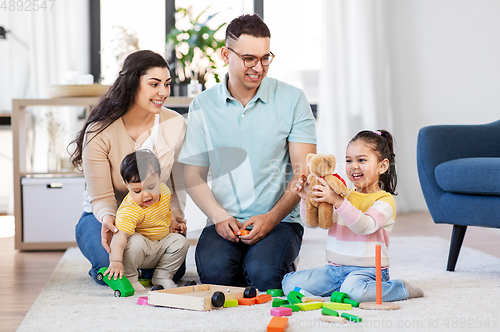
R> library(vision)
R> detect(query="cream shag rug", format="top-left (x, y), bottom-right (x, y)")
top-left (18, 236), bottom-right (500, 332)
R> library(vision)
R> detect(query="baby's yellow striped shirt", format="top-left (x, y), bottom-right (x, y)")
top-left (115, 182), bottom-right (171, 241)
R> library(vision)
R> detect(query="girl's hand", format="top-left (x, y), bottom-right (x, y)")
top-left (313, 178), bottom-right (344, 208)
top-left (294, 173), bottom-right (310, 201)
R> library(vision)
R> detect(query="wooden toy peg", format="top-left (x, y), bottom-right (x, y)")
top-left (359, 244), bottom-right (400, 310)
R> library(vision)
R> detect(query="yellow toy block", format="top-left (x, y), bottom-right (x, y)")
top-left (323, 302), bottom-right (352, 311)
top-left (223, 298), bottom-right (239, 307)
top-left (297, 301), bottom-right (323, 311)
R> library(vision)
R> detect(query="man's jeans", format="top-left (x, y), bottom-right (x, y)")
top-left (282, 264), bottom-right (409, 302)
top-left (195, 222), bottom-right (304, 292)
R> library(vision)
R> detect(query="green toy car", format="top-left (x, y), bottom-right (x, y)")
top-left (97, 267), bottom-right (135, 297)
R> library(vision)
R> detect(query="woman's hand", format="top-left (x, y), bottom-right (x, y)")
top-left (101, 215), bottom-right (118, 253)
top-left (170, 219), bottom-right (187, 235)
top-left (294, 173), bottom-right (310, 201)
top-left (312, 177), bottom-right (344, 208)
top-left (171, 208), bottom-right (187, 236)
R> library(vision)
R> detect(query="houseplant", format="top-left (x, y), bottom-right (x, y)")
top-left (166, 6), bottom-right (227, 91)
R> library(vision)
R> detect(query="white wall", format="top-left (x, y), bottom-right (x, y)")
top-left (385, 0), bottom-right (500, 211)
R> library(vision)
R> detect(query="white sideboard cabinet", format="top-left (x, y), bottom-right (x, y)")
top-left (12, 97), bottom-right (192, 250)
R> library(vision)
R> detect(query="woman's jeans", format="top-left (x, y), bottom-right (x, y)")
top-left (195, 222), bottom-right (304, 292)
top-left (75, 212), bottom-right (185, 285)
top-left (282, 264), bottom-right (409, 302)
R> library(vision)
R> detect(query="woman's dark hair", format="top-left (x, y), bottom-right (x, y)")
top-left (225, 14), bottom-right (271, 45)
top-left (350, 130), bottom-right (397, 196)
top-left (120, 149), bottom-right (161, 184)
top-left (69, 50), bottom-right (169, 169)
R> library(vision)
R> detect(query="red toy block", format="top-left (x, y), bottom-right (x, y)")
top-left (256, 294), bottom-right (272, 304)
top-left (267, 316), bottom-right (289, 332)
top-left (271, 307), bottom-right (292, 317)
top-left (237, 297), bottom-right (256, 306)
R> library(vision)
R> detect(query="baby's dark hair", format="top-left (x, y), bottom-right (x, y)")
top-left (350, 130), bottom-right (397, 195)
top-left (120, 149), bottom-right (161, 184)
top-left (225, 14), bottom-right (271, 46)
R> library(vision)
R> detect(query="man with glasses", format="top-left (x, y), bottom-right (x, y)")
top-left (179, 14), bottom-right (317, 291)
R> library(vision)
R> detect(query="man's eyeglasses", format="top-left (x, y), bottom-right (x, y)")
top-left (227, 47), bottom-right (275, 68)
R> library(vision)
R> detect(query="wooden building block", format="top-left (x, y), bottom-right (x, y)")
top-left (297, 301), bottom-right (323, 311)
top-left (272, 298), bottom-right (289, 307)
top-left (223, 298), bottom-right (239, 307)
top-left (270, 307), bottom-right (292, 317)
top-left (237, 297), bottom-right (256, 306)
top-left (267, 289), bottom-right (285, 297)
top-left (323, 302), bottom-right (352, 311)
top-left (267, 316), bottom-right (289, 332)
top-left (256, 294), bottom-right (272, 304)
top-left (282, 304), bottom-right (299, 312)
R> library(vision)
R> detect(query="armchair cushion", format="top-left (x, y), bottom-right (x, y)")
top-left (435, 157), bottom-right (500, 195)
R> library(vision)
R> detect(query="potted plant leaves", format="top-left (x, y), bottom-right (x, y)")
top-left (166, 6), bottom-right (227, 95)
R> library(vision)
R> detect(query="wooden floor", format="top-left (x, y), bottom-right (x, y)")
top-left (1, 211), bottom-right (499, 331)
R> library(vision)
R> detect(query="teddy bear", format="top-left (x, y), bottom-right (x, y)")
top-left (305, 153), bottom-right (350, 229)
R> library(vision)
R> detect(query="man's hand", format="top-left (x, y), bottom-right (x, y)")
top-left (104, 261), bottom-right (124, 280)
top-left (101, 215), bottom-right (118, 253)
top-left (240, 214), bottom-right (279, 245)
top-left (215, 217), bottom-right (243, 243)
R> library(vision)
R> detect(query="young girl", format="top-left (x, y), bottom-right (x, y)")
top-left (282, 130), bottom-right (424, 302)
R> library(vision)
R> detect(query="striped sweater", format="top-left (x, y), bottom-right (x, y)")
top-left (115, 182), bottom-right (172, 241)
top-left (301, 189), bottom-right (396, 268)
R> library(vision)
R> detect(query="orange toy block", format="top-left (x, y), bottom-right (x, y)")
top-left (267, 316), bottom-right (289, 332)
top-left (256, 294), bottom-right (272, 304)
top-left (237, 297), bottom-right (256, 306)
top-left (233, 229), bottom-right (251, 236)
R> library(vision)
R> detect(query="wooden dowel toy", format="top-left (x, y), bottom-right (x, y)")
top-left (319, 315), bottom-right (347, 324)
top-left (376, 244), bottom-right (382, 305)
top-left (359, 244), bottom-right (400, 310)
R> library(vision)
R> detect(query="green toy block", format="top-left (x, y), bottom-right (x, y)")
top-left (297, 301), bottom-right (323, 311)
top-left (138, 278), bottom-right (151, 287)
top-left (267, 289), bottom-right (285, 297)
top-left (344, 298), bottom-right (360, 307)
top-left (286, 290), bottom-right (304, 305)
top-left (330, 291), bottom-right (359, 307)
top-left (330, 291), bottom-right (348, 303)
top-left (323, 302), bottom-right (352, 311)
top-left (272, 298), bottom-right (289, 307)
top-left (321, 307), bottom-right (339, 316)
top-left (223, 298), bottom-right (239, 308)
top-left (282, 304), bottom-right (299, 312)
top-left (341, 313), bottom-right (362, 323)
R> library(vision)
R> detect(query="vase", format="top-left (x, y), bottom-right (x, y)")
top-left (47, 141), bottom-right (61, 173)
top-left (187, 80), bottom-right (203, 97)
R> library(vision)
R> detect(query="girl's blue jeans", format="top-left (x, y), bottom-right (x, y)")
top-left (75, 212), bottom-right (185, 285)
top-left (282, 264), bottom-right (409, 302)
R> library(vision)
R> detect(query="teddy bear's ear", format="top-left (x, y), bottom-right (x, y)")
top-left (325, 155), bottom-right (336, 169)
top-left (306, 154), bottom-right (314, 164)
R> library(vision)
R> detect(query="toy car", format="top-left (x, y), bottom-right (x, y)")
top-left (97, 267), bottom-right (135, 297)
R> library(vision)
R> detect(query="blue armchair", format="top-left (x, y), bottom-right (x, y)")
top-left (417, 119), bottom-right (500, 271)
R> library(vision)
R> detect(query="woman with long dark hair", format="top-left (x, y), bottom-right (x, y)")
top-left (70, 50), bottom-right (187, 284)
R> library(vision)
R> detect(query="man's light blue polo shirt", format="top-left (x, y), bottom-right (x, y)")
top-left (178, 75), bottom-right (316, 224)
